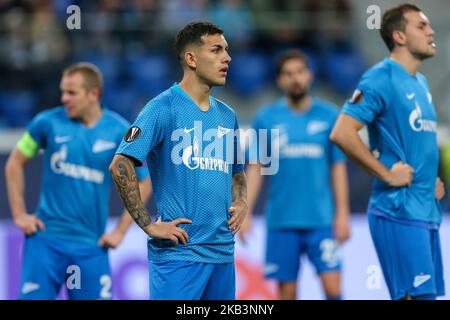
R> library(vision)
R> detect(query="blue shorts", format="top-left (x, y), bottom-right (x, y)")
top-left (19, 233), bottom-right (112, 300)
top-left (149, 260), bottom-right (235, 300)
top-left (265, 228), bottom-right (341, 282)
top-left (368, 214), bottom-right (445, 300)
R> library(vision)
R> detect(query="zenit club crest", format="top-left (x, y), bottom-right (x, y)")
top-left (124, 126), bottom-right (141, 142)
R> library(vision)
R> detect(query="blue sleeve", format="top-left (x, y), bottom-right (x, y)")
top-left (233, 114), bottom-right (245, 174)
top-left (115, 100), bottom-right (168, 166)
top-left (329, 112), bottom-right (346, 164)
top-left (252, 109), bottom-right (265, 132)
top-left (136, 161), bottom-right (150, 181)
top-left (27, 111), bottom-right (50, 149)
top-left (331, 143), bottom-right (346, 164)
top-left (247, 109), bottom-right (270, 164)
top-left (342, 76), bottom-right (387, 125)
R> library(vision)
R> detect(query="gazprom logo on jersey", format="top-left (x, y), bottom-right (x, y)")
top-left (409, 102), bottom-right (437, 133)
top-left (50, 145), bottom-right (104, 184)
top-left (276, 125), bottom-right (324, 159)
top-left (181, 135), bottom-right (229, 173)
top-left (170, 121), bottom-right (280, 175)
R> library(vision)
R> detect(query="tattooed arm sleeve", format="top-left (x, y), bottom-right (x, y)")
top-left (109, 154), bottom-right (152, 230)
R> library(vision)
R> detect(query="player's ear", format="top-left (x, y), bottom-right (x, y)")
top-left (392, 30), bottom-right (407, 47)
top-left (184, 50), bottom-right (197, 69)
top-left (93, 87), bottom-right (100, 100)
top-left (89, 87), bottom-right (101, 100)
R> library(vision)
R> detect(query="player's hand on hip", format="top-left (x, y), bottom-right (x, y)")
top-left (14, 213), bottom-right (45, 236)
top-left (435, 177), bottom-right (445, 201)
top-left (98, 229), bottom-right (125, 249)
top-left (238, 214), bottom-right (252, 243)
top-left (228, 199), bottom-right (248, 235)
top-left (387, 161), bottom-right (414, 187)
top-left (145, 217), bottom-right (192, 245)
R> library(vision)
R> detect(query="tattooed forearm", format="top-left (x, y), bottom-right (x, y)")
top-left (110, 155), bottom-right (151, 230)
top-left (232, 172), bottom-right (247, 203)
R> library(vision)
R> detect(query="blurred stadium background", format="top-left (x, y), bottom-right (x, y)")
top-left (0, 0), bottom-right (450, 299)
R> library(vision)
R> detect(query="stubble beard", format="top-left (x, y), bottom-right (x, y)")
top-left (287, 88), bottom-right (308, 103)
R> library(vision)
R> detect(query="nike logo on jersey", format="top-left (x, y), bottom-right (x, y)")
top-left (406, 93), bottom-right (416, 100)
top-left (217, 125), bottom-right (231, 138)
top-left (184, 126), bottom-right (196, 134)
top-left (92, 139), bottom-right (117, 153)
top-left (22, 282), bottom-right (40, 294)
top-left (55, 135), bottom-right (72, 143)
top-left (413, 274), bottom-right (431, 288)
top-left (306, 121), bottom-right (329, 135)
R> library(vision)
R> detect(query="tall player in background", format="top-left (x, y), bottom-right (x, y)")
top-left (240, 50), bottom-right (350, 300)
top-left (109, 22), bottom-right (247, 300)
top-left (330, 4), bottom-right (445, 300)
top-left (5, 63), bottom-right (151, 300)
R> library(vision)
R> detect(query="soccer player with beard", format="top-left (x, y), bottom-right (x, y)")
top-left (240, 49), bottom-right (350, 300)
top-left (331, 4), bottom-right (445, 300)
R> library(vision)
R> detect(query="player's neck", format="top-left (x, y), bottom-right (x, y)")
top-left (179, 77), bottom-right (211, 112)
top-left (79, 103), bottom-right (103, 127)
top-left (389, 50), bottom-right (422, 76)
top-left (287, 95), bottom-right (312, 113)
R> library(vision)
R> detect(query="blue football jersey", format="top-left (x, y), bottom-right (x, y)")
top-left (252, 98), bottom-right (345, 229)
top-left (24, 107), bottom-right (150, 245)
top-left (116, 83), bottom-right (244, 263)
top-left (343, 58), bottom-right (441, 224)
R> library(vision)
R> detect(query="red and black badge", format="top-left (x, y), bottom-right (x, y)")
top-left (124, 126), bottom-right (141, 142)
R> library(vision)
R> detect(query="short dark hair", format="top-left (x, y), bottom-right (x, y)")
top-left (174, 21), bottom-right (224, 62)
top-left (275, 49), bottom-right (309, 76)
top-left (380, 4), bottom-right (421, 52)
top-left (63, 62), bottom-right (103, 95)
